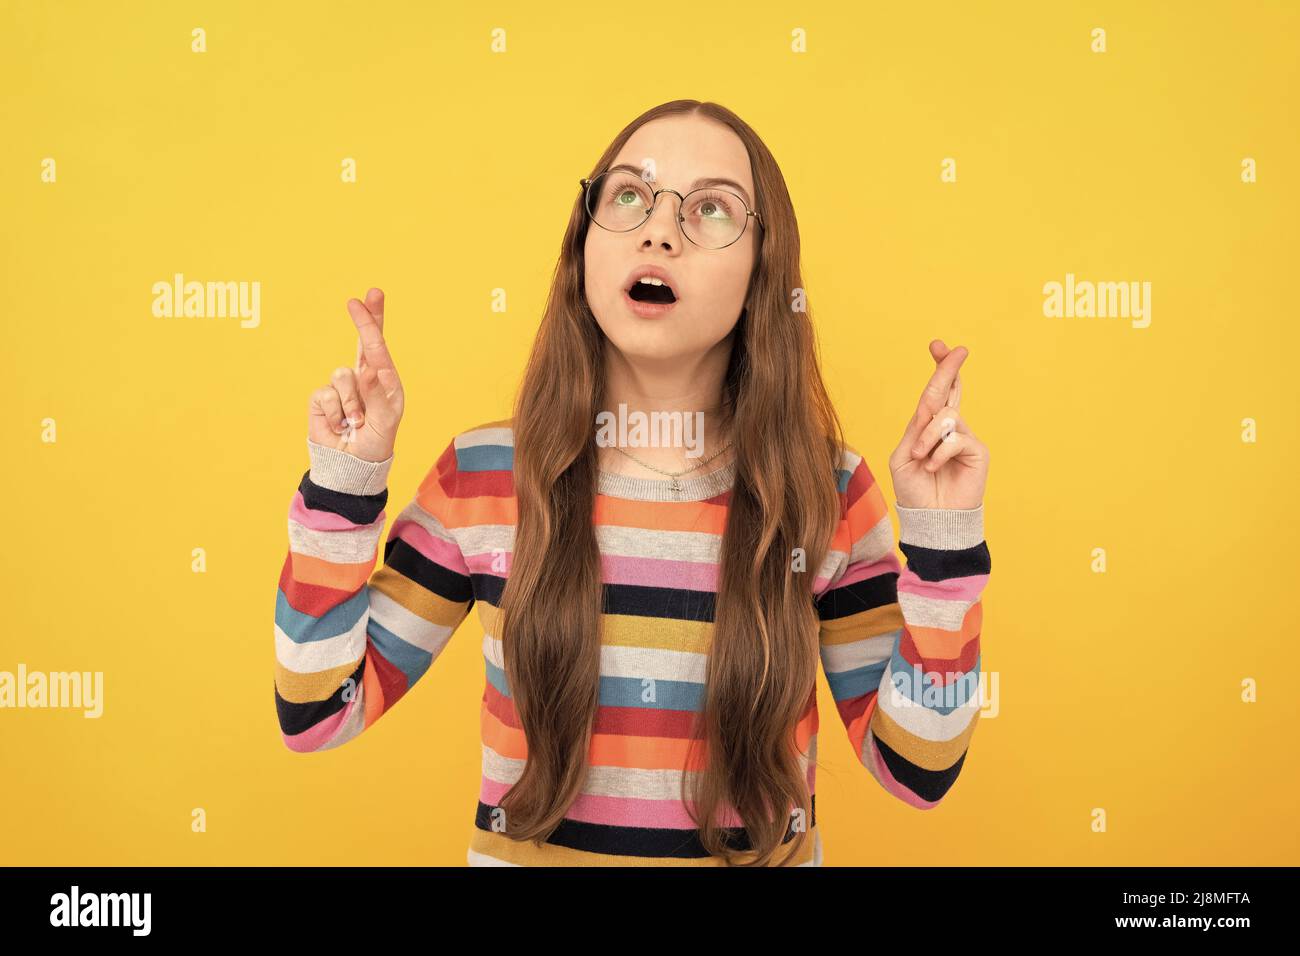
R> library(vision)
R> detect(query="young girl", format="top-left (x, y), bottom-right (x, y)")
top-left (276, 99), bottom-right (991, 867)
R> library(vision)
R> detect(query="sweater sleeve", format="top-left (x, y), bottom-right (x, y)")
top-left (813, 451), bottom-right (990, 808)
top-left (274, 437), bottom-right (476, 752)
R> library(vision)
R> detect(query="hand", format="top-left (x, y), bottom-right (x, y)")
top-left (306, 288), bottom-right (405, 463)
top-left (888, 339), bottom-right (989, 510)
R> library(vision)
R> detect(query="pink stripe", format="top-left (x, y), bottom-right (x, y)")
top-left (465, 549), bottom-right (509, 576)
top-left (289, 490), bottom-right (384, 533)
top-left (281, 698), bottom-right (358, 752)
top-left (835, 553), bottom-right (902, 588)
top-left (898, 569), bottom-right (989, 604)
top-left (392, 518), bottom-right (472, 576)
top-left (811, 572), bottom-right (835, 595)
top-left (479, 776), bottom-right (509, 806)
top-left (479, 763), bottom-right (821, 828)
top-left (573, 792), bottom-right (734, 828)
top-left (480, 777), bottom-right (746, 828)
top-left (600, 553), bottom-right (717, 591)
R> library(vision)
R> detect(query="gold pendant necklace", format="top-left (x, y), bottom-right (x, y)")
top-left (610, 440), bottom-right (734, 498)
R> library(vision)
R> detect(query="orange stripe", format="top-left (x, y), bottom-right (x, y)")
top-left (289, 550), bottom-right (374, 590)
top-left (906, 602), bottom-right (982, 658)
top-left (361, 650), bottom-right (387, 728)
top-left (845, 476), bottom-right (888, 534)
top-left (594, 496), bottom-right (728, 534)
top-left (418, 482), bottom-right (516, 530)
top-left (481, 700), bottom-right (820, 770)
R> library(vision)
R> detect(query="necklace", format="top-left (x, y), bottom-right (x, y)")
top-left (609, 440), bottom-right (734, 498)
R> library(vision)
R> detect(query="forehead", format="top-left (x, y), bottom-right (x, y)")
top-left (612, 114), bottom-right (754, 196)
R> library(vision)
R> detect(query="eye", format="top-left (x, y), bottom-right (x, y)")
top-left (689, 190), bottom-right (738, 220)
top-left (603, 175), bottom-right (651, 211)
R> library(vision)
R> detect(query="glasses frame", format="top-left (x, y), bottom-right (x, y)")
top-left (579, 170), bottom-right (764, 250)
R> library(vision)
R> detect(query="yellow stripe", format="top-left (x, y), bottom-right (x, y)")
top-left (466, 822), bottom-right (818, 866)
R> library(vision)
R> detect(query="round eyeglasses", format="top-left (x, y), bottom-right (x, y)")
top-left (579, 169), bottom-right (763, 250)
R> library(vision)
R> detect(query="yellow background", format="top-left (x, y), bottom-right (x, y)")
top-left (3, 0), bottom-right (1297, 865)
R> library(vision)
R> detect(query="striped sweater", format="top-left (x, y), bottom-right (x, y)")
top-left (275, 419), bottom-right (990, 866)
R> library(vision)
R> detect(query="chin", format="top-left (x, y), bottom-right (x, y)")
top-left (607, 325), bottom-right (691, 363)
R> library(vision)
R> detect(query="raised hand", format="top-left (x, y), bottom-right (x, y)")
top-left (887, 339), bottom-right (989, 510)
top-left (306, 287), bottom-right (405, 463)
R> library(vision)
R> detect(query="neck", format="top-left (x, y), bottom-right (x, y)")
top-left (595, 338), bottom-right (735, 477)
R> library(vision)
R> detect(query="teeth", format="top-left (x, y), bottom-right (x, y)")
top-left (638, 276), bottom-right (665, 286)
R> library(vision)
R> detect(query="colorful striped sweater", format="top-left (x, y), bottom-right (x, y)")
top-left (275, 419), bottom-right (990, 866)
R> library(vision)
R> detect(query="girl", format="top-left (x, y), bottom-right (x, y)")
top-left (277, 99), bottom-right (991, 867)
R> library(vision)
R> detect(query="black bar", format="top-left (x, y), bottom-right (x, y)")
top-left (0, 866), bottom-right (1293, 939)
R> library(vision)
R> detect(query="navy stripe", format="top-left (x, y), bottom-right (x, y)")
top-left (814, 571), bottom-right (899, 621)
top-left (298, 469), bottom-right (388, 526)
top-left (873, 734), bottom-right (967, 803)
top-left (473, 793), bottom-right (816, 859)
top-left (382, 535), bottom-right (475, 604)
top-left (897, 540), bottom-right (990, 582)
top-left (275, 657), bottom-right (365, 737)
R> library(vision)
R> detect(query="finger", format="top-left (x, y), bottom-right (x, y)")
top-left (330, 367), bottom-right (366, 428)
top-left (309, 385), bottom-right (347, 434)
top-left (352, 289), bottom-right (386, 371)
top-left (918, 342), bottom-right (966, 419)
top-left (921, 430), bottom-right (971, 472)
top-left (927, 339), bottom-right (963, 412)
top-left (365, 288), bottom-right (384, 332)
top-left (348, 297), bottom-right (398, 377)
top-left (899, 342), bottom-right (967, 451)
top-left (910, 406), bottom-right (969, 459)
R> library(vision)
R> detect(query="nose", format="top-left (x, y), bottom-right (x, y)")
top-left (640, 190), bottom-right (683, 250)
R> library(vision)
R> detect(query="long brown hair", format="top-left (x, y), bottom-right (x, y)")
top-left (496, 99), bottom-right (847, 866)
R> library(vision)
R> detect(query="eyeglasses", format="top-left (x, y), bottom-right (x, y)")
top-left (579, 169), bottom-right (763, 250)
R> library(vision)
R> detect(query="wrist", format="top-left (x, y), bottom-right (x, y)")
top-left (895, 501), bottom-right (984, 550)
top-left (306, 438), bottom-right (392, 495)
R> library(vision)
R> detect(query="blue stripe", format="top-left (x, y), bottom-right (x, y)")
top-left (458, 443), bottom-right (513, 472)
top-left (824, 659), bottom-right (890, 702)
top-left (275, 587), bottom-right (366, 643)
top-left (483, 657), bottom-right (705, 710)
top-left (368, 617), bottom-right (435, 687)
top-left (885, 650), bottom-right (981, 713)
top-left (834, 465), bottom-right (852, 493)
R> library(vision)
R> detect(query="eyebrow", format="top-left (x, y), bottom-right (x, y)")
top-left (607, 163), bottom-right (754, 207)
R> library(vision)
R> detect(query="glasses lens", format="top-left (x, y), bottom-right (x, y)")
top-left (679, 187), bottom-right (748, 249)
top-left (586, 171), bottom-right (654, 231)
top-left (584, 172), bottom-right (752, 248)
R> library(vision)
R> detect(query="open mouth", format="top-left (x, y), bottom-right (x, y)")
top-left (627, 277), bottom-right (677, 304)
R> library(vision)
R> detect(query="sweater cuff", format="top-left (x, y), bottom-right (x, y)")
top-left (306, 438), bottom-right (393, 496)
top-left (896, 502), bottom-right (984, 550)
